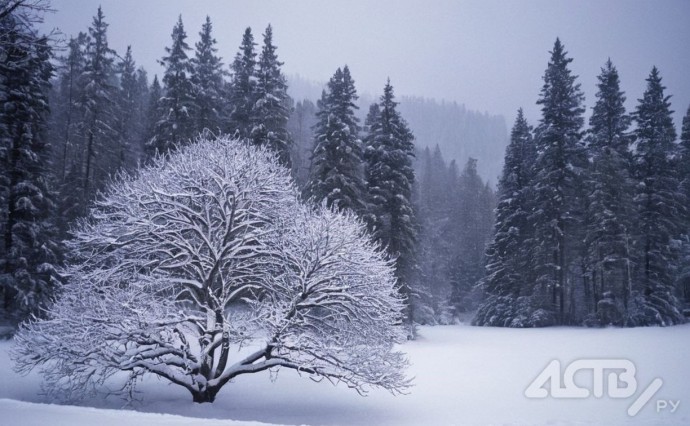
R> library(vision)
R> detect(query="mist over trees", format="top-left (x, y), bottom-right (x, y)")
top-left (13, 137), bottom-right (409, 403)
top-left (474, 40), bottom-right (689, 327)
top-left (2, 3), bottom-right (689, 401)
top-left (1, 3), bottom-right (486, 401)
top-left (287, 74), bottom-right (510, 184)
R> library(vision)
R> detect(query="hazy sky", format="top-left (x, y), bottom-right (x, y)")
top-left (40, 0), bottom-right (690, 128)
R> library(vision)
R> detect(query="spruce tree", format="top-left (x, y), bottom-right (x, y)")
top-left (528, 39), bottom-right (587, 326)
top-left (629, 67), bottom-right (685, 326)
top-left (191, 16), bottom-right (225, 135)
top-left (79, 6), bottom-right (117, 201)
top-left (114, 45), bottom-right (139, 172)
top-left (143, 75), bottom-right (164, 160)
top-left (288, 99), bottom-right (317, 187)
top-left (149, 15), bottom-right (195, 157)
top-left (228, 27), bottom-right (257, 139)
top-left (450, 158), bottom-right (494, 314)
top-left (251, 24), bottom-right (292, 165)
top-left (304, 66), bottom-right (366, 213)
top-left (51, 33), bottom-right (87, 183)
top-left (583, 60), bottom-right (634, 325)
top-left (413, 146), bottom-right (457, 324)
top-left (363, 81), bottom-right (416, 251)
top-left (474, 109), bottom-right (537, 326)
top-left (0, 13), bottom-right (60, 325)
top-left (679, 105), bottom-right (690, 224)
top-left (363, 80), bottom-right (417, 326)
top-left (48, 33), bottom-right (88, 234)
top-left (133, 67), bottom-right (150, 162)
top-left (679, 106), bottom-right (690, 305)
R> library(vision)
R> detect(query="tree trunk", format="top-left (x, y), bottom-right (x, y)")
top-left (623, 231), bottom-right (632, 310)
top-left (583, 271), bottom-right (591, 313)
top-left (556, 226), bottom-right (565, 324)
top-left (191, 386), bottom-right (219, 403)
top-left (4, 132), bottom-right (20, 263)
top-left (62, 64), bottom-right (74, 181)
top-left (84, 128), bottom-right (94, 198)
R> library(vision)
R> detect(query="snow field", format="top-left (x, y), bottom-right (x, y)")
top-left (1, 324), bottom-right (689, 425)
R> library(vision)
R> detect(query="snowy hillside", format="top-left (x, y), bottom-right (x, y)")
top-left (2, 324), bottom-right (689, 425)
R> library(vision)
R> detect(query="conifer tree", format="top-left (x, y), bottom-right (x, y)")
top-left (364, 103), bottom-right (380, 134)
top-left (363, 80), bottom-right (417, 325)
top-left (304, 66), bottom-right (366, 213)
top-left (679, 105), bottom-right (690, 223)
top-left (629, 67), bottom-right (685, 326)
top-left (143, 75), bottom-right (163, 160)
top-left (413, 146), bottom-right (456, 324)
top-left (583, 60), bottom-right (634, 325)
top-left (79, 6), bottom-right (117, 201)
top-left (133, 67), bottom-right (149, 162)
top-left (149, 15), bottom-right (195, 157)
top-left (0, 12), bottom-right (60, 325)
top-left (474, 109), bottom-right (537, 326)
top-left (47, 33), bottom-right (88, 236)
top-left (364, 81), bottom-right (416, 252)
top-left (191, 16), bottom-right (225, 135)
top-left (529, 38), bottom-right (587, 325)
top-left (288, 99), bottom-right (317, 187)
top-left (251, 24), bottom-right (292, 165)
top-left (679, 105), bottom-right (690, 305)
top-left (114, 45), bottom-right (139, 171)
top-left (228, 27), bottom-right (257, 139)
top-left (450, 158), bottom-right (494, 314)
top-left (51, 33), bottom-right (87, 183)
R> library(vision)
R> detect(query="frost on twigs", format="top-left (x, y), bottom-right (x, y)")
top-left (11, 136), bottom-right (409, 403)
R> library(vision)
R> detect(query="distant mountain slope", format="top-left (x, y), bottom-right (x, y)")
top-left (287, 75), bottom-right (508, 184)
top-left (397, 97), bottom-right (508, 184)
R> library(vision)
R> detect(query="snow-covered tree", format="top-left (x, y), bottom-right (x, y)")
top-left (529, 38), bottom-right (587, 325)
top-left (449, 158), bottom-right (495, 314)
top-left (251, 24), bottom-right (292, 166)
top-left (49, 32), bottom-right (88, 233)
top-left (412, 146), bottom-right (456, 324)
top-left (79, 6), bottom-right (117, 201)
top-left (364, 81), bottom-right (416, 255)
top-left (148, 15), bottom-right (195, 157)
top-left (133, 67), bottom-right (150, 162)
top-left (113, 45), bottom-right (142, 172)
top-left (304, 66), bottom-right (366, 213)
top-left (12, 136), bottom-right (408, 403)
top-left (50, 32), bottom-right (87, 183)
top-left (0, 0), bottom-right (51, 46)
top-left (227, 27), bottom-right (257, 139)
top-left (679, 105), bottom-right (690, 306)
top-left (288, 98), bottom-right (317, 187)
top-left (474, 109), bottom-right (537, 327)
top-left (679, 104), bottom-right (690, 225)
top-left (142, 75), bottom-right (163, 161)
top-left (191, 16), bottom-right (225, 135)
top-left (582, 60), bottom-right (634, 325)
top-left (363, 80), bottom-right (417, 326)
top-left (0, 8), bottom-right (60, 325)
top-left (628, 67), bottom-right (685, 326)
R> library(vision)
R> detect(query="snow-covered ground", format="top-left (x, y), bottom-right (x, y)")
top-left (1, 324), bottom-right (689, 425)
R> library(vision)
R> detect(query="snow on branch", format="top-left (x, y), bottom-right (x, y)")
top-left (12, 136), bottom-right (409, 403)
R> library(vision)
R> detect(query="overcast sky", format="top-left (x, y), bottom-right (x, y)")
top-left (40, 0), bottom-right (690, 128)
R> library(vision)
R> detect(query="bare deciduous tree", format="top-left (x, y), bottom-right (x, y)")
top-left (12, 136), bottom-right (409, 403)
